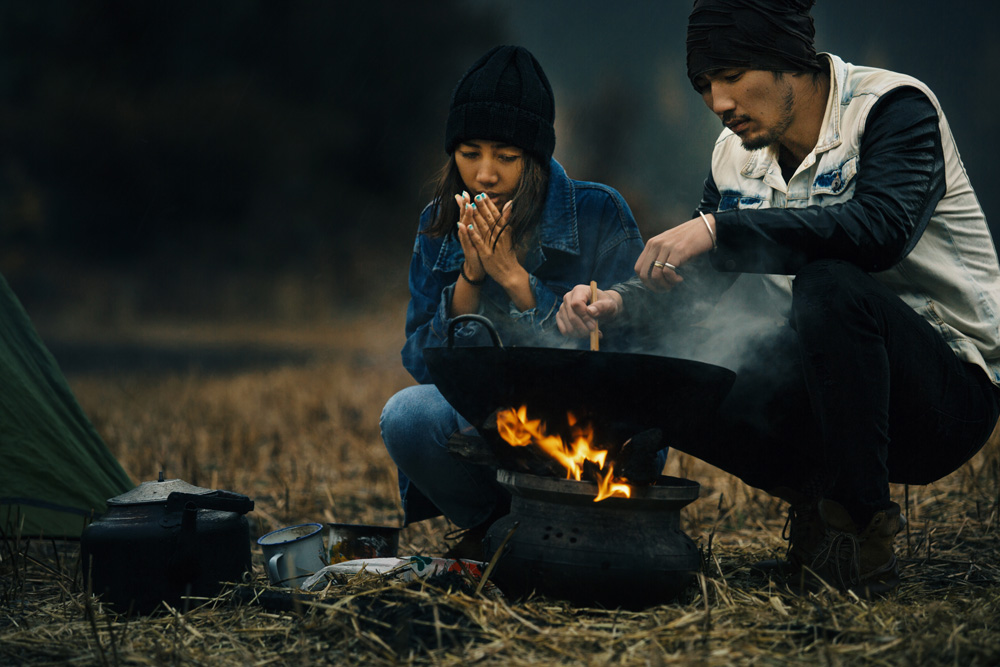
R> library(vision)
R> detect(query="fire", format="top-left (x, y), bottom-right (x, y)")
top-left (594, 462), bottom-right (632, 502)
top-left (496, 405), bottom-right (631, 502)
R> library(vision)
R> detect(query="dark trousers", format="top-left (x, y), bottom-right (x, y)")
top-left (675, 260), bottom-right (999, 525)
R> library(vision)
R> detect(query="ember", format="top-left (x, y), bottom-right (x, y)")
top-left (495, 405), bottom-right (632, 501)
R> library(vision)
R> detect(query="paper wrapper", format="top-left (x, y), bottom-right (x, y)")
top-left (300, 556), bottom-right (501, 597)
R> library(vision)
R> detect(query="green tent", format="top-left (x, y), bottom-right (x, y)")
top-left (0, 273), bottom-right (133, 538)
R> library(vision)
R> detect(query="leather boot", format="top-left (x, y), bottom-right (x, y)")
top-left (443, 523), bottom-right (490, 561)
top-left (443, 501), bottom-right (511, 561)
top-left (752, 487), bottom-right (824, 576)
top-left (804, 499), bottom-right (906, 597)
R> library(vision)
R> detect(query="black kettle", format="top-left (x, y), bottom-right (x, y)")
top-left (80, 472), bottom-right (255, 614)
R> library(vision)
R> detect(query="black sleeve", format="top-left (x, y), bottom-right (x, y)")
top-left (709, 86), bottom-right (946, 274)
top-left (696, 170), bottom-right (723, 217)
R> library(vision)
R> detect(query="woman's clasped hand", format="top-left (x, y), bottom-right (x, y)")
top-left (455, 191), bottom-right (520, 287)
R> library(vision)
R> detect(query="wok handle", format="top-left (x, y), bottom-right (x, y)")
top-left (446, 314), bottom-right (504, 349)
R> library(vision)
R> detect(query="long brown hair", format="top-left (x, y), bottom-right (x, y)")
top-left (422, 153), bottom-right (550, 250)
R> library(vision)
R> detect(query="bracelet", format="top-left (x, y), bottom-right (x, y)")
top-left (699, 210), bottom-right (718, 250)
top-left (460, 263), bottom-right (486, 287)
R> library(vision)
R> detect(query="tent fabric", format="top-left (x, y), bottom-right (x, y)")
top-left (0, 273), bottom-right (133, 538)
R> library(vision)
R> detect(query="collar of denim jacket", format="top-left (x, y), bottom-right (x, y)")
top-left (535, 157), bottom-right (581, 257)
top-left (813, 53), bottom-right (845, 154)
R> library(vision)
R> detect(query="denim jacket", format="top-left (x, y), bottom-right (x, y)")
top-left (402, 158), bottom-right (643, 384)
top-left (703, 54), bottom-right (1000, 382)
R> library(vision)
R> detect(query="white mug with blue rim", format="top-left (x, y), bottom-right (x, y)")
top-left (257, 523), bottom-right (327, 587)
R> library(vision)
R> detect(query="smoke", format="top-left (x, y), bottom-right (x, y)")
top-left (632, 271), bottom-right (821, 493)
top-left (627, 270), bottom-right (801, 401)
top-left (684, 273), bottom-right (794, 375)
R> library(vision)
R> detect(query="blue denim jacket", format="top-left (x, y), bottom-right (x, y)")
top-left (402, 158), bottom-right (643, 383)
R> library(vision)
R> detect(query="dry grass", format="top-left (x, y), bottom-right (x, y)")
top-left (2, 303), bottom-right (1000, 665)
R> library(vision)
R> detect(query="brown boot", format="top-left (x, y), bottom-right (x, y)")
top-left (783, 496), bottom-right (827, 570)
top-left (442, 503), bottom-right (510, 561)
top-left (443, 523), bottom-right (490, 561)
top-left (752, 488), bottom-right (824, 575)
top-left (804, 499), bottom-right (906, 597)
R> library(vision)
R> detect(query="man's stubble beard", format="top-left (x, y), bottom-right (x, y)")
top-left (741, 83), bottom-right (796, 151)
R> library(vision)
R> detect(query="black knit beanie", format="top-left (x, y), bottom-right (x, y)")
top-left (444, 45), bottom-right (556, 163)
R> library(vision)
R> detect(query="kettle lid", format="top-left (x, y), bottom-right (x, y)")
top-left (107, 471), bottom-right (214, 506)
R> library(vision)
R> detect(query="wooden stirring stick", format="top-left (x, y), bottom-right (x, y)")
top-left (590, 280), bottom-right (599, 351)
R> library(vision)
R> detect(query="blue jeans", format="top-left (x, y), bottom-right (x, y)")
top-left (381, 383), bottom-right (671, 527)
top-left (380, 384), bottom-right (504, 527)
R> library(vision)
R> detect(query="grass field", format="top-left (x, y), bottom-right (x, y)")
top-left (2, 301), bottom-right (1000, 665)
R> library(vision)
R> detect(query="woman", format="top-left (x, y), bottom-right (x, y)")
top-left (380, 45), bottom-right (649, 559)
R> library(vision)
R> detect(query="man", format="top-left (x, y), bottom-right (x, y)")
top-left (556, 0), bottom-right (1000, 596)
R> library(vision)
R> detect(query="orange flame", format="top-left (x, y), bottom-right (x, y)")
top-left (496, 406), bottom-right (631, 502)
top-left (594, 462), bottom-right (633, 502)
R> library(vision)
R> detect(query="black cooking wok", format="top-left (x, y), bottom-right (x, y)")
top-left (423, 315), bottom-right (736, 446)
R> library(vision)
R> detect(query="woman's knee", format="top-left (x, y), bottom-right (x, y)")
top-left (380, 384), bottom-right (456, 461)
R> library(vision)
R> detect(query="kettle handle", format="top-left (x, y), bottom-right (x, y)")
top-left (266, 552), bottom-right (285, 586)
top-left (165, 490), bottom-right (255, 514)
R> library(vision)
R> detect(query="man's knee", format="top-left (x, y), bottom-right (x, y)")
top-left (791, 259), bottom-right (878, 322)
top-left (793, 259), bottom-right (868, 296)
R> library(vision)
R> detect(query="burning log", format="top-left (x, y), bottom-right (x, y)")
top-left (445, 432), bottom-right (501, 466)
top-left (615, 428), bottom-right (664, 486)
top-left (445, 411), bottom-right (565, 477)
top-left (581, 458), bottom-right (602, 482)
top-left (455, 404), bottom-right (664, 501)
top-left (488, 404), bottom-right (648, 501)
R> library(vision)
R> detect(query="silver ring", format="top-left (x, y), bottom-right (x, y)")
top-left (653, 260), bottom-right (677, 271)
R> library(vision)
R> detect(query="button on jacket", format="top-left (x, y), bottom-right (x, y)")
top-left (402, 158), bottom-right (644, 384)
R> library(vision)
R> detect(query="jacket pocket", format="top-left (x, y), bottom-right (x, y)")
top-left (812, 156), bottom-right (858, 196)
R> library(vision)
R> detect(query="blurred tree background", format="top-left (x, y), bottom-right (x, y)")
top-left (1, 0), bottom-right (995, 325)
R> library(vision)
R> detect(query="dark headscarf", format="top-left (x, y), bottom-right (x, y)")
top-left (686, 0), bottom-right (822, 90)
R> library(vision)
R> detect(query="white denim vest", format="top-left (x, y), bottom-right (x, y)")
top-left (710, 53), bottom-right (1000, 383)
